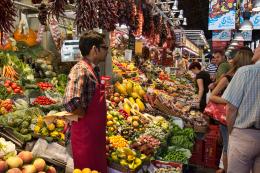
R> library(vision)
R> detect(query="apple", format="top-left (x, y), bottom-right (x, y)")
top-left (18, 151), bottom-right (33, 164)
top-left (46, 166), bottom-right (56, 173)
top-left (0, 160), bottom-right (8, 172)
top-left (113, 97), bottom-right (120, 103)
top-left (6, 156), bottom-right (23, 168)
top-left (33, 158), bottom-right (46, 172)
top-left (22, 165), bottom-right (37, 173)
top-left (114, 93), bottom-right (120, 97)
top-left (7, 168), bottom-right (22, 173)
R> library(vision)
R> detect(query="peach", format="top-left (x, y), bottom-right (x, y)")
top-left (22, 165), bottom-right (37, 173)
top-left (7, 168), bottom-right (22, 173)
top-left (0, 160), bottom-right (8, 172)
top-left (33, 158), bottom-right (46, 172)
top-left (18, 151), bottom-right (33, 164)
top-left (6, 156), bottom-right (23, 168)
top-left (46, 166), bottom-right (56, 173)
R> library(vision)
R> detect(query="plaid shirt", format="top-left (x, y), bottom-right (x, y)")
top-left (64, 60), bottom-right (100, 112)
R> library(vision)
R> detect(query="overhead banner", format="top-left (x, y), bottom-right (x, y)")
top-left (212, 30), bottom-right (232, 41)
top-left (240, 0), bottom-right (260, 30)
top-left (212, 41), bottom-right (228, 50)
top-left (208, 0), bottom-right (236, 30)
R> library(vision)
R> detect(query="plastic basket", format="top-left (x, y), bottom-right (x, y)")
top-left (189, 139), bottom-right (204, 166)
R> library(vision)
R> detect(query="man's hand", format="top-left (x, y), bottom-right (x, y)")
top-left (72, 107), bottom-right (86, 117)
top-left (226, 103), bottom-right (238, 134)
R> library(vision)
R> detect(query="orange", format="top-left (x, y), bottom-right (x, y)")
top-left (82, 168), bottom-right (91, 173)
top-left (73, 169), bottom-right (82, 173)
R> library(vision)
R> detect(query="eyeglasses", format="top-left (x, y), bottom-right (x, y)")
top-left (100, 45), bottom-right (109, 50)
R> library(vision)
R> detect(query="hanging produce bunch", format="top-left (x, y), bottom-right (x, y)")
top-left (142, 3), bottom-right (154, 37)
top-left (117, 0), bottom-right (137, 29)
top-left (48, 0), bottom-right (67, 20)
top-left (38, 3), bottom-right (48, 26)
top-left (98, 0), bottom-right (118, 31)
top-left (0, 0), bottom-right (16, 41)
top-left (75, 0), bottom-right (99, 33)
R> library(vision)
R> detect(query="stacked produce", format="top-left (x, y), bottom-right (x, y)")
top-left (0, 150), bottom-right (56, 173)
top-left (73, 168), bottom-right (99, 173)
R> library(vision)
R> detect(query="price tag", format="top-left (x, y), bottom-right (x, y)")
top-left (124, 49), bottom-right (132, 61)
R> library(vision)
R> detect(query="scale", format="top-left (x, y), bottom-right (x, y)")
top-left (61, 40), bottom-right (81, 62)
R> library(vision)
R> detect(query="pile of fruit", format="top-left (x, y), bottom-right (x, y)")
top-left (0, 99), bottom-right (14, 115)
top-left (37, 82), bottom-right (53, 91)
top-left (73, 168), bottom-right (99, 173)
top-left (108, 136), bottom-right (129, 149)
top-left (32, 96), bottom-right (56, 106)
top-left (3, 80), bottom-right (23, 94)
top-left (33, 116), bottom-right (66, 143)
top-left (110, 148), bottom-right (147, 171)
top-left (0, 151), bottom-right (56, 173)
top-left (155, 167), bottom-right (182, 173)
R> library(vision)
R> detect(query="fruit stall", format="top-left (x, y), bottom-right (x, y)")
top-left (0, 0), bottom-right (215, 173)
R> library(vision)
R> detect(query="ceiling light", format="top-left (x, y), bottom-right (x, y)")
top-left (228, 46), bottom-right (235, 50)
top-left (172, 0), bottom-right (178, 11)
top-left (253, 0), bottom-right (260, 12)
top-left (239, 19), bottom-right (253, 30)
top-left (182, 18), bottom-right (187, 26)
top-left (231, 41), bottom-right (239, 46)
top-left (234, 33), bottom-right (244, 41)
top-left (178, 10), bottom-right (184, 19)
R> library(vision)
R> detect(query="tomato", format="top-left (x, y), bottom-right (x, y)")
top-left (5, 80), bottom-right (11, 85)
top-left (14, 88), bottom-right (20, 93)
top-left (11, 83), bottom-right (17, 89)
top-left (4, 83), bottom-right (10, 87)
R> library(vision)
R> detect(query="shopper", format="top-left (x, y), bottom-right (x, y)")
top-left (64, 30), bottom-right (108, 172)
top-left (189, 62), bottom-right (211, 112)
top-left (222, 46), bottom-right (260, 173)
top-left (209, 50), bottom-right (231, 89)
top-left (206, 56), bottom-right (218, 81)
top-left (209, 47), bottom-right (253, 173)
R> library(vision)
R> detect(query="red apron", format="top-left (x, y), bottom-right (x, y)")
top-left (71, 60), bottom-right (107, 173)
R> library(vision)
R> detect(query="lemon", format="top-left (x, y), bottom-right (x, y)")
top-left (107, 121), bottom-right (114, 126)
top-left (107, 114), bottom-right (113, 120)
top-left (82, 168), bottom-right (91, 173)
top-left (73, 169), bottom-right (82, 173)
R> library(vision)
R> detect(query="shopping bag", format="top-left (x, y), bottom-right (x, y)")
top-left (204, 101), bottom-right (226, 125)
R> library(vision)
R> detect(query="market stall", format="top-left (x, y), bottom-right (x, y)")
top-left (0, 0), bottom-right (216, 173)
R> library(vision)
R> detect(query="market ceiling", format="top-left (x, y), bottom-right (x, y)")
top-left (178, 0), bottom-right (211, 39)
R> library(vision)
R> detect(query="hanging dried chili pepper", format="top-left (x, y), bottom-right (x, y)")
top-left (0, 0), bottom-right (16, 42)
top-left (48, 0), bottom-right (66, 20)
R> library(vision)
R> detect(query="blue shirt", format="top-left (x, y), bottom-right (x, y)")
top-left (222, 61), bottom-right (260, 128)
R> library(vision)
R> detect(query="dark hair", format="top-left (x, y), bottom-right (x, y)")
top-left (213, 50), bottom-right (224, 56)
top-left (189, 62), bottom-right (202, 70)
top-left (79, 30), bottom-right (105, 56)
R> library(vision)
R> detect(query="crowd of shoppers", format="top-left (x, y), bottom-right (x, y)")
top-left (190, 46), bottom-right (260, 173)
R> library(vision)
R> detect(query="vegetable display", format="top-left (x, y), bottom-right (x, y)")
top-left (33, 96), bottom-right (56, 106)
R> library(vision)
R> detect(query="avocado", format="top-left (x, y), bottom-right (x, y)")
top-left (14, 119), bottom-right (23, 126)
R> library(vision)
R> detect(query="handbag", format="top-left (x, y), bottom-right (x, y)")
top-left (204, 101), bottom-right (226, 125)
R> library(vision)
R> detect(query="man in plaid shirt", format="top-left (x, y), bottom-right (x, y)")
top-left (63, 30), bottom-right (109, 172)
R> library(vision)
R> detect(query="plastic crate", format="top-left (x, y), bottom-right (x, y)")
top-left (203, 125), bottom-right (221, 168)
top-left (189, 139), bottom-right (204, 166)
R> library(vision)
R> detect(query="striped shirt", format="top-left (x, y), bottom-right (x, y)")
top-left (63, 59), bottom-right (100, 112)
top-left (205, 63), bottom-right (218, 75)
top-left (222, 61), bottom-right (260, 128)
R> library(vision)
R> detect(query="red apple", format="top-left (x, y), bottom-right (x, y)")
top-left (22, 165), bottom-right (37, 173)
top-left (46, 166), bottom-right (56, 173)
top-left (18, 151), bottom-right (33, 164)
top-left (0, 160), bottom-right (8, 172)
top-left (7, 168), bottom-right (22, 173)
top-left (33, 158), bottom-right (46, 172)
top-left (6, 156), bottom-right (23, 168)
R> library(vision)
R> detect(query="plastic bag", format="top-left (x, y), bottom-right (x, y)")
top-left (204, 101), bottom-right (226, 125)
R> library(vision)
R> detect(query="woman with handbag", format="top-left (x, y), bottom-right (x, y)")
top-left (209, 47), bottom-right (253, 173)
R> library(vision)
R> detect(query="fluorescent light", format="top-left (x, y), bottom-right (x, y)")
top-left (182, 18), bottom-right (187, 26)
top-left (178, 10), bottom-right (184, 19)
top-left (172, 0), bottom-right (178, 10)
top-left (231, 41), bottom-right (239, 46)
top-left (239, 19), bottom-right (253, 30)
